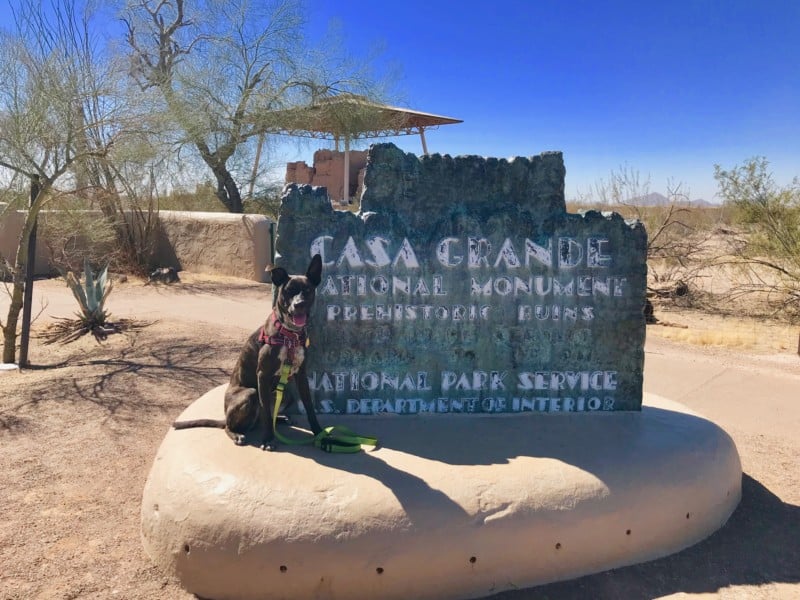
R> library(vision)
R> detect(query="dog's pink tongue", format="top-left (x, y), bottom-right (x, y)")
top-left (292, 314), bottom-right (307, 327)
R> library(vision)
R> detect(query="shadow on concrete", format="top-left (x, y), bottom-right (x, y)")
top-left (291, 408), bottom-right (797, 597)
top-left (486, 474), bottom-right (800, 599)
top-left (319, 406), bottom-right (724, 471)
top-left (310, 447), bottom-right (472, 529)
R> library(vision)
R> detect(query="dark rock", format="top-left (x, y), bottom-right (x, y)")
top-left (276, 144), bottom-right (647, 415)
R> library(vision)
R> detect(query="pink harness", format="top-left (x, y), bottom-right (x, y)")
top-left (258, 311), bottom-right (307, 366)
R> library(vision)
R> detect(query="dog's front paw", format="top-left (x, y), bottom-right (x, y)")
top-left (260, 441), bottom-right (277, 452)
top-left (230, 433), bottom-right (247, 446)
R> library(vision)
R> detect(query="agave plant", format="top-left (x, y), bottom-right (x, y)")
top-left (65, 260), bottom-right (113, 329)
top-left (41, 261), bottom-right (141, 345)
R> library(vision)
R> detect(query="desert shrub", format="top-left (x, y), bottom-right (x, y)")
top-left (573, 168), bottom-right (718, 300)
top-left (101, 186), bottom-right (161, 277)
top-left (243, 184), bottom-right (283, 220)
top-left (158, 182), bottom-right (229, 212)
top-left (38, 195), bottom-right (119, 275)
top-left (714, 157), bottom-right (800, 317)
top-left (715, 157), bottom-right (800, 259)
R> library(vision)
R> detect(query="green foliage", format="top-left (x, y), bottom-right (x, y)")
top-left (39, 196), bottom-right (119, 275)
top-left (158, 182), bottom-right (229, 212)
top-left (243, 184), bottom-right (283, 219)
top-left (714, 157), bottom-right (800, 260)
top-left (65, 260), bottom-right (112, 327)
top-left (714, 157), bottom-right (800, 316)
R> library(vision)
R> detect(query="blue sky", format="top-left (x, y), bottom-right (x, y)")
top-left (293, 1), bottom-right (800, 202)
top-left (1, 1), bottom-right (797, 202)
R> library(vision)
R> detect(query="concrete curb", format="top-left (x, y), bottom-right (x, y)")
top-left (142, 387), bottom-right (741, 600)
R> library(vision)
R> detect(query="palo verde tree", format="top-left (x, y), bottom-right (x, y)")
top-left (0, 0), bottom-right (127, 363)
top-left (714, 157), bottom-right (800, 315)
top-left (123, 0), bottom-right (390, 213)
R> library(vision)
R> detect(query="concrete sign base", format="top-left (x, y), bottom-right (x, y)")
top-left (142, 386), bottom-right (741, 600)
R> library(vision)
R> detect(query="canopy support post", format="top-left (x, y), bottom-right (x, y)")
top-left (343, 136), bottom-right (351, 204)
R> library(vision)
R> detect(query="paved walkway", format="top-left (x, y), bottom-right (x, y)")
top-left (644, 337), bottom-right (800, 440)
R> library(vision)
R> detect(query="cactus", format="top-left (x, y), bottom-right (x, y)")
top-left (65, 260), bottom-right (113, 326)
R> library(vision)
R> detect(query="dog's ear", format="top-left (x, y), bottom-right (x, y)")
top-left (306, 254), bottom-right (322, 287)
top-left (268, 266), bottom-right (289, 287)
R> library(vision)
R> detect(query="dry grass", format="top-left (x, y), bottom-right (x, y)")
top-left (649, 308), bottom-right (799, 353)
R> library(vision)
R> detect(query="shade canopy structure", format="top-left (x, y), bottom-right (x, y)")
top-left (261, 93), bottom-right (462, 148)
top-left (251, 94), bottom-right (463, 201)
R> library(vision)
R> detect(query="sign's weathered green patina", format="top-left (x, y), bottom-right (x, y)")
top-left (275, 143), bottom-right (647, 415)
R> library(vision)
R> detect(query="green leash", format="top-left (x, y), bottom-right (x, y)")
top-left (272, 364), bottom-right (378, 453)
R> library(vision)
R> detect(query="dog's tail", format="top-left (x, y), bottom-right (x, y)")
top-left (173, 418), bottom-right (226, 430)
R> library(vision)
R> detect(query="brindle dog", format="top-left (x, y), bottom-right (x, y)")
top-left (173, 255), bottom-right (323, 451)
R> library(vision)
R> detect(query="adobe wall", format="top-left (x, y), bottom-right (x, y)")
top-left (154, 211), bottom-right (274, 282)
top-left (0, 206), bottom-right (274, 282)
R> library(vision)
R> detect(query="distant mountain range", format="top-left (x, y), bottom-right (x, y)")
top-left (631, 192), bottom-right (717, 207)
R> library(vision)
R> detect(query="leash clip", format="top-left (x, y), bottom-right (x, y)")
top-left (319, 436), bottom-right (334, 453)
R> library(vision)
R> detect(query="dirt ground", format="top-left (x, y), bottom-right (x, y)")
top-left (1, 275), bottom-right (798, 600)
